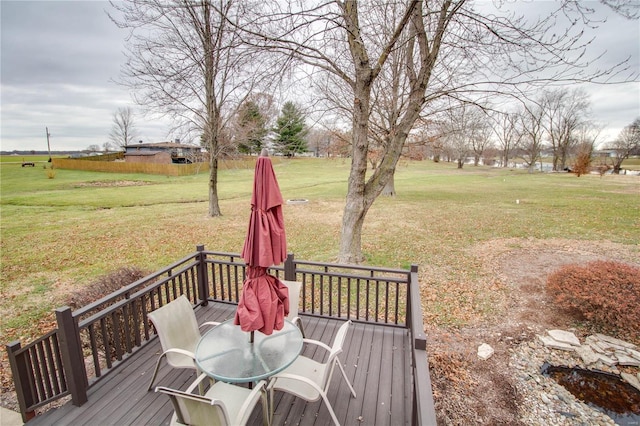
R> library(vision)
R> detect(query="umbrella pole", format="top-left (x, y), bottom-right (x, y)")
top-left (250, 330), bottom-right (254, 343)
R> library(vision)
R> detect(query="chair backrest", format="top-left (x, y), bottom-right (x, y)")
top-left (156, 386), bottom-right (230, 426)
top-left (320, 320), bottom-right (351, 387)
top-left (148, 295), bottom-right (201, 367)
top-left (281, 280), bottom-right (301, 319)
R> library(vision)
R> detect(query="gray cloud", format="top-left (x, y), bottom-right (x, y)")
top-left (1, 0), bottom-right (638, 151)
top-left (1, 0), bottom-right (170, 151)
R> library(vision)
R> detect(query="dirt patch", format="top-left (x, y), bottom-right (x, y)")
top-left (427, 238), bottom-right (640, 425)
top-left (72, 180), bottom-right (153, 188)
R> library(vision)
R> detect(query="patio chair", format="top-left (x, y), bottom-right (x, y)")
top-left (156, 373), bottom-right (268, 426)
top-left (282, 280), bottom-right (305, 337)
top-left (147, 295), bottom-right (220, 391)
top-left (268, 320), bottom-right (356, 426)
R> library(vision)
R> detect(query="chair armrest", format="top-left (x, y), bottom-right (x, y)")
top-left (267, 372), bottom-right (325, 394)
top-left (302, 338), bottom-right (331, 352)
top-left (199, 321), bottom-right (220, 330)
top-left (184, 373), bottom-right (210, 394)
top-left (162, 347), bottom-right (196, 359)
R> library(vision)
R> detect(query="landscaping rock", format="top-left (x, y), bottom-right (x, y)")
top-left (594, 333), bottom-right (637, 350)
top-left (616, 352), bottom-right (640, 367)
top-left (575, 345), bottom-right (599, 366)
top-left (548, 329), bottom-right (581, 346)
top-left (621, 372), bottom-right (640, 392)
top-left (538, 335), bottom-right (576, 351)
top-left (478, 343), bottom-right (495, 360)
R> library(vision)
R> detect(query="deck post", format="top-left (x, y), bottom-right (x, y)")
top-left (284, 253), bottom-right (296, 281)
top-left (196, 245), bottom-right (210, 305)
top-left (408, 265), bottom-right (437, 425)
top-left (55, 307), bottom-right (88, 406)
top-left (6, 341), bottom-right (36, 422)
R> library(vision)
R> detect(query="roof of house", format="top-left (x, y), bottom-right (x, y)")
top-left (124, 142), bottom-right (200, 149)
top-left (124, 151), bottom-right (167, 156)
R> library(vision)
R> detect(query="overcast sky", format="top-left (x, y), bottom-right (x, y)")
top-left (1, 1), bottom-right (639, 152)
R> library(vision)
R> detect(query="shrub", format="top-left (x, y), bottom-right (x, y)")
top-left (546, 261), bottom-right (640, 341)
top-left (45, 167), bottom-right (56, 179)
top-left (67, 266), bottom-right (149, 310)
top-left (67, 266), bottom-right (151, 364)
top-left (572, 151), bottom-right (592, 177)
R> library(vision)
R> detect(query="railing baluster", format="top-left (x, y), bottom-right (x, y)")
top-left (43, 339), bottom-right (59, 395)
top-left (88, 324), bottom-right (101, 378)
top-left (111, 311), bottom-right (123, 361)
top-left (100, 318), bottom-right (112, 369)
top-left (31, 345), bottom-right (45, 400)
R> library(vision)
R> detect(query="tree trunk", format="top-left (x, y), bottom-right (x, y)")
top-left (381, 173), bottom-right (396, 196)
top-left (338, 85), bottom-right (371, 264)
top-left (339, 197), bottom-right (368, 264)
top-left (208, 155), bottom-right (221, 216)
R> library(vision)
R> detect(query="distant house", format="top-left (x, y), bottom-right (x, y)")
top-left (124, 141), bottom-right (204, 164)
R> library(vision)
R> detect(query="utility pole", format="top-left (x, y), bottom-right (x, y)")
top-left (46, 127), bottom-right (52, 162)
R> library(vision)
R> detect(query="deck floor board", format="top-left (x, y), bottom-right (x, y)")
top-left (27, 302), bottom-right (411, 426)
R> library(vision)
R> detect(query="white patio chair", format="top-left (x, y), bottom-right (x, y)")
top-left (156, 373), bottom-right (268, 426)
top-left (147, 295), bottom-right (219, 391)
top-left (282, 280), bottom-right (305, 337)
top-left (268, 320), bottom-right (356, 426)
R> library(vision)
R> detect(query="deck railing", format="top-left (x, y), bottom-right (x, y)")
top-left (6, 245), bottom-right (436, 424)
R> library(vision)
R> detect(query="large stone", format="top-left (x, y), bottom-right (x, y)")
top-left (585, 336), bottom-right (609, 354)
top-left (538, 335), bottom-right (576, 351)
top-left (575, 345), bottom-right (599, 366)
top-left (621, 372), bottom-right (640, 392)
top-left (626, 347), bottom-right (640, 361)
top-left (548, 329), bottom-right (581, 346)
top-left (615, 352), bottom-right (640, 367)
top-left (593, 333), bottom-right (637, 350)
top-left (596, 353), bottom-right (617, 366)
top-left (477, 343), bottom-right (494, 360)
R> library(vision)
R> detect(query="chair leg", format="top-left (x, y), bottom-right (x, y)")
top-left (320, 390), bottom-right (341, 426)
top-left (269, 385), bottom-right (275, 426)
top-left (336, 359), bottom-right (356, 398)
top-left (147, 355), bottom-right (165, 391)
top-left (297, 319), bottom-right (305, 338)
top-left (261, 389), bottom-right (270, 426)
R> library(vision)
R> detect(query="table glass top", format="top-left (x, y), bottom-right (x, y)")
top-left (195, 319), bottom-right (303, 383)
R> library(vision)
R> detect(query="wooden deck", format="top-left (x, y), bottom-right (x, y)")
top-left (27, 302), bottom-right (413, 426)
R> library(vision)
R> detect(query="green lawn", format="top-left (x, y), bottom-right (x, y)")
top-left (1, 157), bottom-right (639, 342)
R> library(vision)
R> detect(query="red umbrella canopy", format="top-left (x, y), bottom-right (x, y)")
top-left (241, 152), bottom-right (287, 268)
top-left (235, 150), bottom-right (289, 335)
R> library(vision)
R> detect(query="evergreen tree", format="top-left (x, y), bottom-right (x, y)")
top-left (274, 102), bottom-right (308, 156)
top-left (237, 101), bottom-right (267, 154)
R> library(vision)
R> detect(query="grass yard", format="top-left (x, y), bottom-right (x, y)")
top-left (1, 157), bottom-right (639, 343)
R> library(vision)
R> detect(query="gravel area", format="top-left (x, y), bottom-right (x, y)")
top-left (429, 238), bottom-right (640, 425)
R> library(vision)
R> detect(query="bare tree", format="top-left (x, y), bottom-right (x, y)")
top-left (609, 118), bottom-right (640, 174)
top-left (541, 88), bottom-right (591, 171)
top-left (518, 103), bottom-right (546, 173)
top-left (108, 106), bottom-right (138, 150)
top-left (490, 111), bottom-right (522, 167)
top-left (240, 1), bottom-right (636, 263)
top-left (468, 109), bottom-right (492, 166)
top-left (102, 141), bottom-right (116, 152)
top-left (110, 0), bottom-right (275, 216)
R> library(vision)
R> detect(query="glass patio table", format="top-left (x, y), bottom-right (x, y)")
top-left (195, 319), bottom-right (304, 383)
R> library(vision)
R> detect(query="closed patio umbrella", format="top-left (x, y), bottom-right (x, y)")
top-left (234, 149), bottom-right (289, 337)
